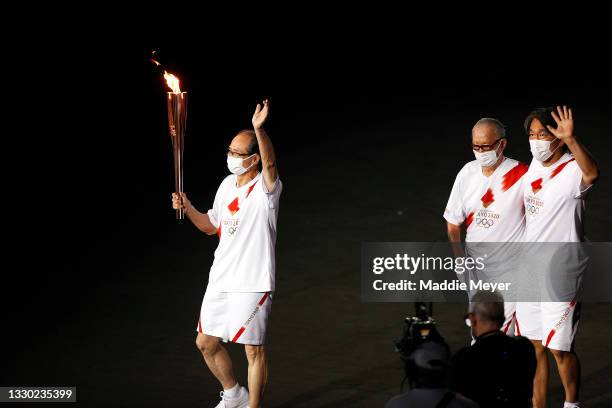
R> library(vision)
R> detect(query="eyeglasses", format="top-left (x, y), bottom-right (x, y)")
top-left (226, 147), bottom-right (252, 158)
top-left (472, 137), bottom-right (504, 152)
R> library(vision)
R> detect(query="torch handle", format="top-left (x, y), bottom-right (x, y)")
top-left (168, 92), bottom-right (187, 221)
top-left (174, 141), bottom-right (184, 220)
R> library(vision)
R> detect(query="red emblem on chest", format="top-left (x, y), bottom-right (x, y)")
top-left (228, 197), bottom-right (240, 216)
top-left (531, 178), bottom-right (543, 194)
top-left (481, 188), bottom-right (495, 208)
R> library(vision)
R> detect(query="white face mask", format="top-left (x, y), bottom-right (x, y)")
top-left (473, 141), bottom-right (503, 167)
top-left (227, 154), bottom-right (255, 175)
top-left (530, 139), bottom-right (560, 162)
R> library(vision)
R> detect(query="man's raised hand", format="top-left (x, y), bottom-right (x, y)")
top-left (548, 105), bottom-right (575, 142)
top-left (252, 99), bottom-right (270, 130)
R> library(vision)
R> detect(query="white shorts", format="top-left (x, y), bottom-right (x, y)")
top-left (195, 288), bottom-right (273, 345)
top-left (515, 301), bottom-right (580, 351)
top-left (501, 301), bottom-right (516, 336)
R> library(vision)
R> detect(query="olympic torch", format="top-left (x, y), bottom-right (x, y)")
top-left (164, 71), bottom-right (187, 220)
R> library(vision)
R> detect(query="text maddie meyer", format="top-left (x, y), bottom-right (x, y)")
top-left (372, 279), bottom-right (511, 292)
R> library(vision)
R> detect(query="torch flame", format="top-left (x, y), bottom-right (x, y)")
top-left (164, 71), bottom-right (181, 93)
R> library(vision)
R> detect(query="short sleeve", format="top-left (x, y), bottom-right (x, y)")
top-left (570, 162), bottom-right (593, 199)
top-left (444, 169), bottom-right (466, 225)
top-left (207, 178), bottom-right (227, 227)
top-left (261, 176), bottom-right (282, 209)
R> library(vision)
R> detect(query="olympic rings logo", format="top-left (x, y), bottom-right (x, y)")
top-left (526, 204), bottom-right (539, 215)
top-left (475, 218), bottom-right (495, 228)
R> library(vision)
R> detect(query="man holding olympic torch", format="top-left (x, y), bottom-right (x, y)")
top-left (172, 99), bottom-right (281, 408)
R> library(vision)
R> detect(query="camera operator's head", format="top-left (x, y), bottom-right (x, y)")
top-left (465, 290), bottom-right (505, 338)
top-left (406, 341), bottom-right (450, 389)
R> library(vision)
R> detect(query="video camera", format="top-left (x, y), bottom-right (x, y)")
top-left (395, 302), bottom-right (446, 359)
top-left (394, 302), bottom-right (450, 390)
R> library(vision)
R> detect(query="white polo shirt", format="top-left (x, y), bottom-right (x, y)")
top-left (206, 172), bottom-right (282, 292)
top-left (444, 157), bottom-right (529, 243)
top-left (523, 153), bottom-right (591, 243)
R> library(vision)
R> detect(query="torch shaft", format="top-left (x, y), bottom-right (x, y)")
top-left (168, 92), bottom-right (188, 220)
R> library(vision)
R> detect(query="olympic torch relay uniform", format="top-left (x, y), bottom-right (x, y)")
top-left (195, 172), bottom-right (282, 345)
top-left (444, 157), bottom-right (528, 243)
top-left (444, 157), bottom-right (529, 334)
top-left (523, 153), bottom-right (590, 242)
top-left (517, 153), bottom-right (591, 351)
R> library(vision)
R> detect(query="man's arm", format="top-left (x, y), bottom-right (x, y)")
top-left (185, 203), bottom-right (218, 235)
top-left (252, 99), bottom-right (278, 191)
top-left (444, 169), bottom-right (466, 248)
top-left (548, 105), bottom-right (600, 186)
top-left (447, 222), bottom-right (466, 258)
top-left (565, 138), bottom-right (599, 186)
top-left (447, 222), bottom-right (462, 243)
top-left (172, 192), bottom-right (218, 235)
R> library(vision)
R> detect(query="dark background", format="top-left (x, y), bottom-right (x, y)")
top-left (4, 25), bottom-right (612, 407)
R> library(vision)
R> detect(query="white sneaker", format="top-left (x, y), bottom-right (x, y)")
top-left (213, 386), bottom-right (249, 408)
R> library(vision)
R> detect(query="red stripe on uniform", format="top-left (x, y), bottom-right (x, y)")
top-left (465, 212), bottom-right (475, 228)
top-left (258, 292), bottom-right (269, 306)
top-left (217, 224), bottom-right (222, 238)
top-left (501, 162), bottom-right (529, 192)
top-left (230, 293), bottom-right (269, 343)
top-left (502, 321), bottom-right (510, 334)
top-left (550, 158), bottom-right (575, 179)
top-left (515, 316), bottom-right (521, 336)
top-left (231, 327), bottom-right (246, 343)
top-left (502, 312), bottom-right (515, 334)
top-left (545, 329), bottom-right (556, 347)
top-left (198, 318), bottom-right (203, 333)
top-left (246, 181), bottom-right (258, 198)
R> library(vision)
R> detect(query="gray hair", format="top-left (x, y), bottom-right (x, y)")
top-left (468, 290), bottom-right (505, 327)
top-left (473, 117), bottom-right (506, 139)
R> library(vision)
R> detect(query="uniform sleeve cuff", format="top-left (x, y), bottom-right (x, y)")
top-left (207, 209), bottom-right (218, 227)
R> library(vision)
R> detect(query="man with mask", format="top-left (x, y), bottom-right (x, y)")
top-left (171, 99), bottom-right (281, 408)
top-left (517, 106), bottom-right (599, 408)
top-left (444, 118), bottom-right (529, 334)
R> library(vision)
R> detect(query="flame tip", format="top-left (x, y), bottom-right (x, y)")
top-left (163, 71), bottom-right (181, 93)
